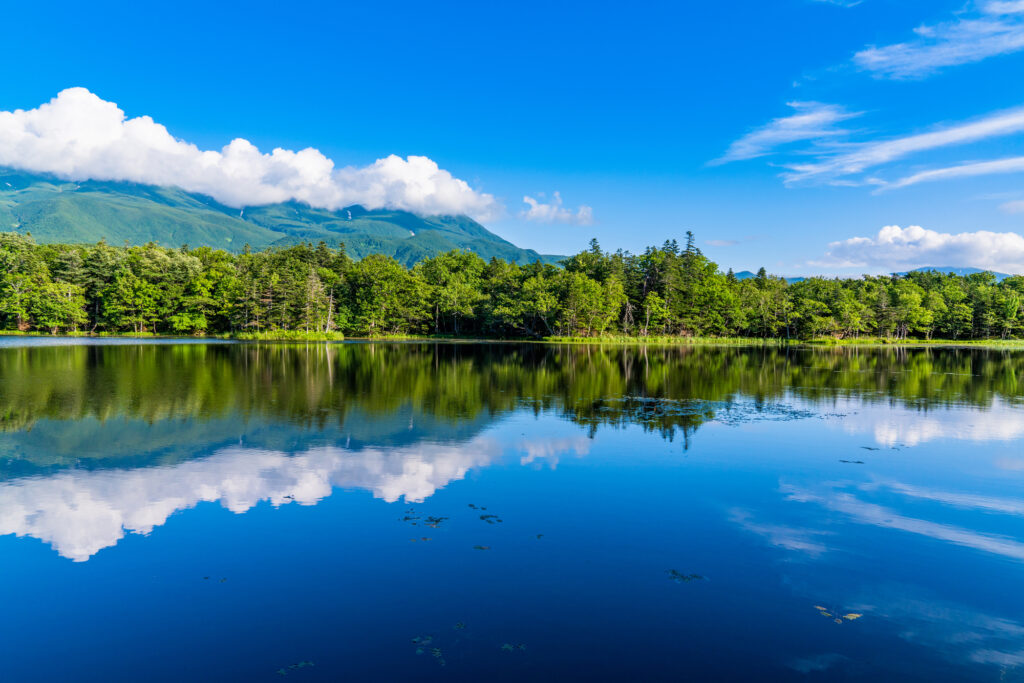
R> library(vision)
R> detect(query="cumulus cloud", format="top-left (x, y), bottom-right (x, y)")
top-left (0, 88), bottom-right (499, 219)
top-left (853, 1), bottom-right (1024, 79)
top-left (817, 225), bottom-right (1024, 273)
top-left (520, 191), bottom-right (593, 225)
top-left (711, 101), bottom-right (861, 165)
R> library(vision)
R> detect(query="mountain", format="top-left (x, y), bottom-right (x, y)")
top-left (733, 266), bottom-right (1014, 283)
top-left (0, 167), bottom-right (562, 266)
top-left (905, 266), bottom-right (1012, 281)
top-left (732, 270), bottom-right (804, 284)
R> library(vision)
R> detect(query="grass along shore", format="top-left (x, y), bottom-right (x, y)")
top-left (2, 329), bottom-right (1024, 348)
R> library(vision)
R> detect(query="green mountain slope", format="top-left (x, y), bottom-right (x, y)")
top-left (0, 167), bottom-right (561, 266)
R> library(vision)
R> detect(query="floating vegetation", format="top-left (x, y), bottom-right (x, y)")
top-left (276, 661), bottom-right (315, 675)
top-left (454, 622), bottom-right (466, 630)
top-left (860, 446), bottom-right (880, 451)
top-left (813, 605), bottom-right (863, 624)
top-left (500, 643), bottom-right (527, 653)
top-left (536, 534), bottom-right (544, 540)
top-left (409, 537), bottom-right (432, 542)
top-left (839, 460), bottom-right (865, 464)
top-left (592, 396), bottom-right (825, 431)
top-left (473, 545), bottom-right (491, 550)
top-left (667, 569), bottom-right (705, 583)
top-left (411, 635), bottom-right (446, 666)
top-left (219, 578), bottom-right (227, 583)
top-left (424, 516), bottom-right (448, 529)
top-left (480, 514), bottom-right (503, 524)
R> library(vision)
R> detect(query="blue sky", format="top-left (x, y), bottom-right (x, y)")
top-left (3, 0), bottom-right (1024, 275)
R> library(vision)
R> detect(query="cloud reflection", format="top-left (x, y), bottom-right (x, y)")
top-left (837, 399), bottom-right (1024, 446)
top-left (782, 485), bottom-right (1024, 562)
top-left (0, 433), bottom-right (585, 562)
top-left (869, 481), bottom-right (1024, 517)
top-left (729, 508), bottom-right (832, 557)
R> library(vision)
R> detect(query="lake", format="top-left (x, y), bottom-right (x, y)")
top-left (1, 340), bottom-right (1023, 681)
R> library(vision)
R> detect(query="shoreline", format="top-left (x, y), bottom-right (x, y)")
top-left (1, 331), bottom-right (1023, 349)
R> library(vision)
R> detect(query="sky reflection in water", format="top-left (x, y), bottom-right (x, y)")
top-left (0, 340), bottom-right (1022, 681)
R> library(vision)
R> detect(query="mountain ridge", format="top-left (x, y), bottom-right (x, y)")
top-left (0, 167), bottom-right (562, 267)
top-left (733, 266), bottom-right (1015, 283)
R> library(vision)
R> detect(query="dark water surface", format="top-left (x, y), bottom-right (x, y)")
top-left (1, 340), bottom-right (1023, 681)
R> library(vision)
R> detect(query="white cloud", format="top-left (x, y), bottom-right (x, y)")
top-left (853, 1), bottom-right (1024, 79)
top-left (711, 101), bottom-right (861, 165)
top-left (818, 224), bottom-right (1024, 273)
top-left (887, 155), bottom-right (1024, 190)
top-left (809, 0), bottom-right (862, 6)
top-left (782, 106), bottom-right (1024, 185)
top-left (520, 191), bottom-right (594, 225)
top-left (1002, 199), bottom-right (1024, 213)
top-left (0, 88), bottom-right (499, 219)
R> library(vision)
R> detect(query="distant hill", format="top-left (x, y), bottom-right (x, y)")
top-left (0, 167), bottom-right (562, 267)
top-left (733, 266), bottom-right (1014, 283)
top-left (904, 266), bottom-right (1012, 281)
top-left (732, 270), bottom-right (804, 284)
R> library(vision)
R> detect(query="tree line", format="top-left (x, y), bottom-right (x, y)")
top-left (0, 231), bottom-right (1021, 339)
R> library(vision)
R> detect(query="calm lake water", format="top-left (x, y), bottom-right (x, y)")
top-left (1, 340), bottom-right (1023, 681)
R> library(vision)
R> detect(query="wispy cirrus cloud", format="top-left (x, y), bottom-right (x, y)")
top-left (854, 1), bottom-right (1024, 79)
top-left (520, 192), bottom-right (594, 225)
top-left (781, 105), bottom-right (1024, 185)
top-left (886, 156), bottom-right (1024, 190)
top-left (711, 101), bottom-right (862, 165)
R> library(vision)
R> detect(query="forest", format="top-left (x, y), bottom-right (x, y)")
top-left (0, 230), bottom-right (1022, 340)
